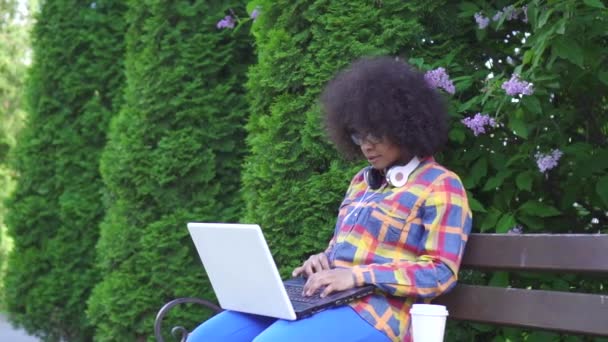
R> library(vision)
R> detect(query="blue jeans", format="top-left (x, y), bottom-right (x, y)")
top-left (187, 306), bottom-right (390, 342)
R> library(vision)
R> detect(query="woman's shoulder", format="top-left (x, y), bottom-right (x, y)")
top-left (415, 158), bottom-right (465, 188)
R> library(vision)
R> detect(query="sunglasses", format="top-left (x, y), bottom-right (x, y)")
top-left (350, 132), bottom-right (384, 146)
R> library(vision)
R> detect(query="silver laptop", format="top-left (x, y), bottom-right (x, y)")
top-left (187, 222), bottom-right (375, 320)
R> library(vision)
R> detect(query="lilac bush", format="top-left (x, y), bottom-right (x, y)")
top-left (445, 1), bottom-right (606, 239)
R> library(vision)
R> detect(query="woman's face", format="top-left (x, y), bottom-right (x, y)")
top-left (352, 133), bottom-right (407, 170)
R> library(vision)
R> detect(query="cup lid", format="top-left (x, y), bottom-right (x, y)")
top-left (409, 304), bottom-right (449, 316)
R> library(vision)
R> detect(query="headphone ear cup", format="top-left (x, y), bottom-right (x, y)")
top-left (386, 166), bottom-right (409, 188)
top-left (364, 167), bottom-right (382, 190)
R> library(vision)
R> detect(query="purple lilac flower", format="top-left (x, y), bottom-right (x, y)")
top-left (521, 6), bottom-right (529, 23)
top-left (461, 113), bottom-right (498, 136)
top-left (501, 74), bottom-right (534, 96)
top-left (250, 8), bottom-right (260, 20)
top-left (474, 12), bottom-right (490, 29)
top-left (216, 15), bottom-right (235, 29)
top-left (424, 67), bottom-right (456, 95)
top-left (535, 149), bottom-right (564, 173)
top-left (492, 10), bottom-right (503, 21)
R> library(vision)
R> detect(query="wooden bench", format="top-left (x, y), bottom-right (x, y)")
top-left (154, 233), bottom-right (608, 341)
top-left (435, 233), bottom-right (608, 337)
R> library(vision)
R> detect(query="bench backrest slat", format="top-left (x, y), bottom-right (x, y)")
top-left (460, 234), bottom-right (608, 273)
top-left (435, 284), bottom-right (608, 336)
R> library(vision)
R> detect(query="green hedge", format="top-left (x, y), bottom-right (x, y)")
top-left (85, 1), bottom-right (253, 340)
top-left (3, 1), bottom-right (127, 340)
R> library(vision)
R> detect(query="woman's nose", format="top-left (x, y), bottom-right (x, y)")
top-left (360, 141), bottom-right (374, 151)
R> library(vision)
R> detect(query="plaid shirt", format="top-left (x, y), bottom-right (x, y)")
top-left (325, 157), bottom-right (472, 342)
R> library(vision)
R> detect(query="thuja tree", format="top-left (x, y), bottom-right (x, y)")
top-left (85, 1), bottom-right (253, 340)
top-left (235, 0), bottom-right (606, 340)
top-left (3, 0), bottom-right (126, 340)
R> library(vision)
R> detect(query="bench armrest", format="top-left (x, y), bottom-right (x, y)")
top-left (154, 297), bottom-right (223, 342)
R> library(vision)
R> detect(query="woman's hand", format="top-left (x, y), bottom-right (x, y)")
top-left (292, 252), bottom-right (331, 278)
top-left (303, 268), bottom-right (356, 298)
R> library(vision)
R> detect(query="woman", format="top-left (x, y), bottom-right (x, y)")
top-left (188, 56), bottom-right (472, 342)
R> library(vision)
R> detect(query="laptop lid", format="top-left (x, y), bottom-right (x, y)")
top-left (187, 222), bottom-right (297, 320)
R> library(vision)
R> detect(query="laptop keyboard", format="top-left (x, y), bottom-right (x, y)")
top-left (285, 285), bottom-right (323, 303)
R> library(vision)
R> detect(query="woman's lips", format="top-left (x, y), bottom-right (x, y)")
top-left (367, 156), bottom-right (379, 162)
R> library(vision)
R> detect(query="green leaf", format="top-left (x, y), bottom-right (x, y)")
top-left (468, 194), bottom-right (487, 213)
top-left (596, 176), bottom-right (608, 206)
top-left (555, 18), bottom-right (567, 35)
top-left (562, 142), bottom-right (593, 157)
top-left (489, 271), bottom-right (509, 287)
top-left (518, 201), bottom-right (561, 217)
top-left (458, 96), bottom-right (480, 112)
top-left (527, 5), bottom-right (538, 30)
top-left (448, 127), bottom-right (465, 144)
top-left (537, 8), bottom-right (555, 28)
top-left (496, 213), bottom-right (516, 233)
top-left (506, 154), bottom-right (527, 167)
top-left (515, 171), bottom-right (533, 191)
top-left (458, 2), bottom-right (479, 13)
top-left (552, 37), bottom-right (584, 68)
top-left (518, 214), bottom-right (545, 231)
top-left (469, 157), bottom-right (488, 187)
top-left (482, 170), bottom-right (513, 192)
top-left (508, 116), bottom-right (529, 139)
top-left (522, 96), bottom-right (542, 115)
top-left (583, 0), bottom-right (606, 8)
top-left (481, 208), bottom-right (502, 232)
top-left (523, 50), bottom-right (534, 65)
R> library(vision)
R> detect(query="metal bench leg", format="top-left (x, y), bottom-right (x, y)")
top-left (154, 297), bottom-right (223, 342)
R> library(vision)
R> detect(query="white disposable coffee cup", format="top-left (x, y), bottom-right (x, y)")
top-left (409, 304), bottom-right (449, 342)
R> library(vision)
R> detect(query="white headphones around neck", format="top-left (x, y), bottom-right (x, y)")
top-left (364, 157), bottom-right (421, 189)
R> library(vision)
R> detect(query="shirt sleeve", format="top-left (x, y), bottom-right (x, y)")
top-left (351, 174), bottom-right (472, 298)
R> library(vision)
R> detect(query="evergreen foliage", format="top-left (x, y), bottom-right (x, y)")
top-left (3, 0), bottom-right (126, 340)
top-left (85, 1), bottom-right (253, 340)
